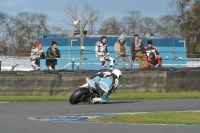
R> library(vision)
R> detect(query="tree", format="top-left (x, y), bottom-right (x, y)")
top-left (170, 0), bottom-right (196, 57)
top-left (98, 16), bottom-right (123, 35)
top-left (49, 26), bottom-right (63, 34)
top-left (64, 2), bottom-right (79, 30)
top-left (156, 14), bottom-right (180, 37)
top-left (191, 0), bottom-right (200, 55)
top-left (121, 11), bottom-right (142, 35)
top-left (81, 3), bottom-right (101, 35)
top-left (6, 12), bottom-right (49, 54)
top-left (64, 2), bottom-right (102, 34)
top-left (0, 11), bottom-right (9, 55)
top-left (139, 17), bottom-right (158, 35)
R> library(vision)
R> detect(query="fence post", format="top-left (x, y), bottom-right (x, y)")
top-left (0, 59), bottom-right (1, 71)
top-left (77, 64), bottom-right (79, 70)
top-left (72, 58), bottom-right (74, 70)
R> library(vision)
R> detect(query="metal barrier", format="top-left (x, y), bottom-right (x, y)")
top-left (1, 54), bottom-right (200, 71)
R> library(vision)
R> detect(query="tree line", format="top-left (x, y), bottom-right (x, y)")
top-left (0, 0), bottom-right (200, 57)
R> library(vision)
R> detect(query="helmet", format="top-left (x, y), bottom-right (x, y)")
top-left (112, 69), bottom-right (122, 79)
top-left (149, 52), bottom-right (155, 59)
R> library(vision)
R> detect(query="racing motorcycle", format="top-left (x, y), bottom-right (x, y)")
top-left (69, 81), bottom-right (100, 105)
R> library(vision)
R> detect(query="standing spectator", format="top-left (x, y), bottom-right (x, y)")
top-left (145, 40), bottom-right (162, 67)
top-left (30, 42), bottom-right (45, 70)
top-left (46, 41), bottom-right (60, 70)
top-left (130, 34), bottom-right (148, 69)
top-left (95, 36), bottom-right (115, 70)
top-left (114, 35), bottom-right (132, 69)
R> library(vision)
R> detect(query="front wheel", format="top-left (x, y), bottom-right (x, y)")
top-left (69, 88), bottom-right (90, 105)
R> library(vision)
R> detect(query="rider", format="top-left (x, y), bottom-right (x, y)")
top-left (86, 69), bottom-right (122, 104)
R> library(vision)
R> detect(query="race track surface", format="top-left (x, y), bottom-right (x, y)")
top-left (0, 99), bottom-right (200, 133)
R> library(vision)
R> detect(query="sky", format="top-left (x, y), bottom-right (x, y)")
top-left (0, 0), bottom-right (174, 30)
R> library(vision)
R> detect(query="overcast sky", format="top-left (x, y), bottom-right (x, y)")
top-left (0, 0), bottom-right (174, 30)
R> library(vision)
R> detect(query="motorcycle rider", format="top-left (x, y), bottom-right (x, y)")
top-left (79, 71), bottom-right (111, 88)
top-left (86, 69), bottom-right (122, 104)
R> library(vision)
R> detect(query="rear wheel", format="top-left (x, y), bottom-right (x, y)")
top-left (69, 88), bottom-right (90, 105)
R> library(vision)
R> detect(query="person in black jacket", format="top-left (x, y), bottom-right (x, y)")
top-left (130, 34), bottom-right (148, 69)
top-left (46, 41), bottom-right (60, 70)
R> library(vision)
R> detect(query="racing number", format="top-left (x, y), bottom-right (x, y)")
top-left (100, 82), bottom-right (109, 91)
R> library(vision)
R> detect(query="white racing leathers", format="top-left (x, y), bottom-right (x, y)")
top-left (30, 47), bottom-right (45, 70)
top-left (95, 41), bottom-right (114, 70)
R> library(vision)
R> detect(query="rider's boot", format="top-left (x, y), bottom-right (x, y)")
top-left (91, 98), bottom-right (102, 104)
top-left (101, 92), bottom-right (110, 103)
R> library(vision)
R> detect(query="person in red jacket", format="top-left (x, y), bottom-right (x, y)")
top-left (145, 40), bottom-right (162, 67)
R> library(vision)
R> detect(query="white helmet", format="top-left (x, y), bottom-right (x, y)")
top-left (112, 69), bottom-right (122, 79)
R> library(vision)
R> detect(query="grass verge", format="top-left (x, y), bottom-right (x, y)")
top-left (109, 91), bottom-right (200, 100)
top-left (0, 96), bottom-right (70, 102)
top-left (0, 92), bottom-right (200, 102)
top-left (95, 112), bottom-right (200, 125)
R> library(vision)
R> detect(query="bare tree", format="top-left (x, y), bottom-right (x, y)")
top-left (156, 14), bottom-right (180, 37)
top-left (64, 1), bottom-right (79, 30)
top-left (121, 10), bottom-right (142, 35)
top-left (139, 17), bottom-right (158, 35)
top-left (98, 16), bottom-right (123, 35)
top-left (0, 11), bottom-right (9, 54)
top-left (64, 2), bottom-right (102, 34)
top-left (49, 26), bottom-right (63, 34)
top-left (81, 3), bottom-right (101, 35)
top-left (6, 12), bottom-right (49, 54)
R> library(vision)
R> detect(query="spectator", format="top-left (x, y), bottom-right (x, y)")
top-left (114, 35), bottom-right (132, 69)
top-left (130, 34), bottom-right (148, 69)
top-left (95, 36), bottom-right (115, 70)
top-left (145, 40), bottom-right (162, 67)
top-left (30, 42), bottom-right (45, 70)
top-left (46, 41), bottom-right (60, 70)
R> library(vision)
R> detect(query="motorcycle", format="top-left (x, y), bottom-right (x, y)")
top-left (69, 80), bottom-right (100, 105)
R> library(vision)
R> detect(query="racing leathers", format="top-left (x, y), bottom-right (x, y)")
top-left (30, 47), bottom-right (45, 70)
top-left (145, 46), bottom-right (162, 67)
top-left (86, 73), bottom-right (119, 103)
top-left (95, 41), bottom-right (115, 70)
top-left (79, 71), bottom-right (111, 88)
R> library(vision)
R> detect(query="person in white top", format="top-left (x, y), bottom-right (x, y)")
top-left (30, 42), bottom-right (45, 70)
top-left (95, 36), bottom-right (115, 70)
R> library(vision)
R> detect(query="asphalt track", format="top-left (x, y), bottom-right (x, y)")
top-left (1, 99), bottom-right (200, 133)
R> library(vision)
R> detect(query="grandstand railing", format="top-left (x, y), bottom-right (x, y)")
top-left (1, 56), bottom-right (200, 71)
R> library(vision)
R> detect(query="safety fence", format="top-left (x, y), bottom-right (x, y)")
top-left (0, 50), bottom-right (200, 71)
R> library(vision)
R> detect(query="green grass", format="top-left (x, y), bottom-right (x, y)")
top-left (96, 112), bottom-right (200, 125)
top-left (0, 96), bottom-right (70, 102)
top-left (109, 91), bottom-right (200, 100)
top-left (0, 92), bottom-right (200, 102)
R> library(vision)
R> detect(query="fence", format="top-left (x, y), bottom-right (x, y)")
top-left (1, 34), bottom-right (200, 71)
top-left (0, 50), bottom-right (200, 71)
